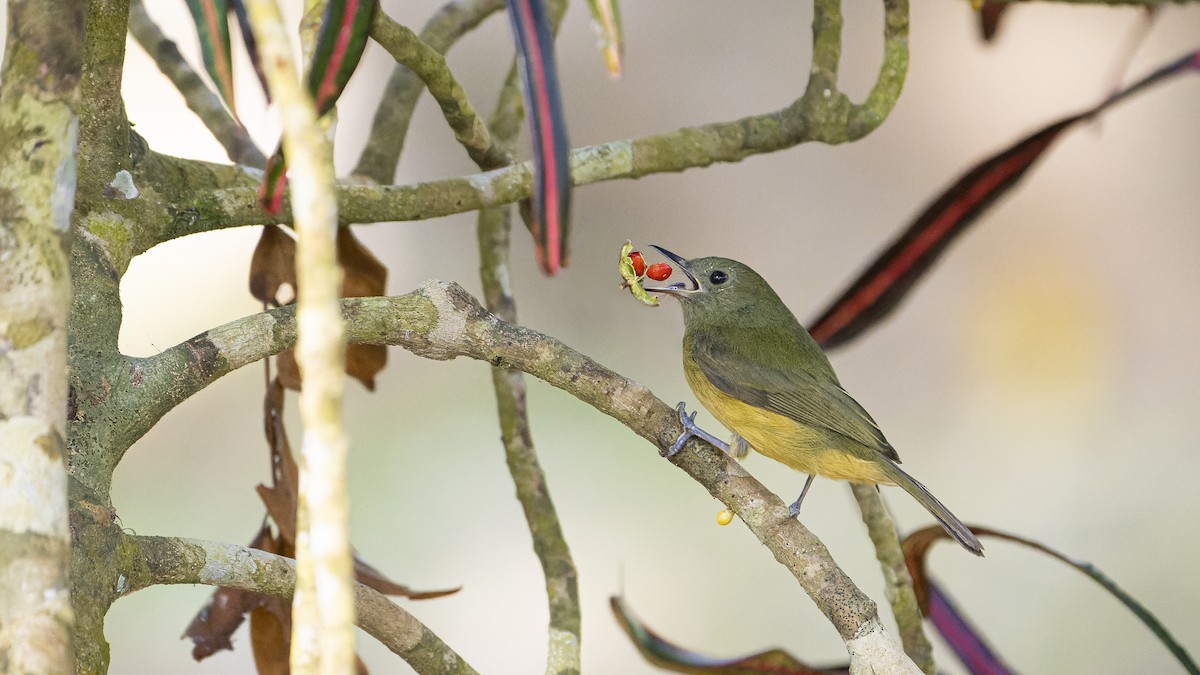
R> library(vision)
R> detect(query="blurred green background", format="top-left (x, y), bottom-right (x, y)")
top-left (107, 1), bottom-right (1199, 673)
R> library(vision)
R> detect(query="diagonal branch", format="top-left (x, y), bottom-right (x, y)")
top-left (353, 0), bottom-right (506, 183)
top-left (851, 484), bottom-right (934, 673)
top-left (125, 282), bottom-right (919, 670)
top-left (127, 0), bottom-right (266, 168)
top-left (129, 535), bottom-right (478, 674)
top-left (370, 10), bottom-right (510, 170)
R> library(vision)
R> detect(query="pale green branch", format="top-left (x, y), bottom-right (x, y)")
top-left (129, 535), bottom-right (478, 675)
top-left (851, 484), bottom-right (935, 674)
top-left (370, 10), bottom-right (510, 169)
top-left (243, 0), bottom-right (354, 671)
top-left (354, 0), bottom-right (506, 182)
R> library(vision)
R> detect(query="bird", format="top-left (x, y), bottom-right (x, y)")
top-left (644, 245), bottom-right (983, 556)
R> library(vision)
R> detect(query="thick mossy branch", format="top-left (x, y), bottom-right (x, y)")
top-left (130, 283), bottom-right (886, 643)
top-left (128, 536), bottom-right (478, 675)
top-left (851, 484), bottom-right (934, 674)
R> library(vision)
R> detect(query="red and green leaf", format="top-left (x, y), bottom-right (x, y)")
top-left (904, 526), bottom-right (1200, 675)
top-left (229, 0), bottom-right (270, 102)
top-left (612, 596), bottom-right (845, 674)
top-left (307, 0), bottom-right (378, 115)
top-left (257, 143), bottom-right (288, 214)
top-left (808, 49), bottom-right (1200, 350)
top-left (586, 0), bottom-right (624, 76)
top-left (185, 0), bottom-right (237, 114)
top-left (506, 0), bottom-right (573, 275)
top-left (254, 0), bottom-right (377, 214)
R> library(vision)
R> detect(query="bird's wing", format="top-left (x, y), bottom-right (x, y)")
top-left (690, 329), bottom-right (897, 459)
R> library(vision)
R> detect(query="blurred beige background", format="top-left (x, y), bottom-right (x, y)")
top-left (105, 1), bottom-right (1200, 673)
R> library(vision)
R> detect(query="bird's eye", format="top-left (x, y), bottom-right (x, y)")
top-left (709, 270), bottom-right (728, 285)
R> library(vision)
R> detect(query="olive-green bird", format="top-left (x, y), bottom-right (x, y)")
top-left (645, 246), bottom-right (983, 556)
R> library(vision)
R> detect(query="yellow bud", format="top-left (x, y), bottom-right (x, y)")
top-left (716, 509), bottom-right (734, 526)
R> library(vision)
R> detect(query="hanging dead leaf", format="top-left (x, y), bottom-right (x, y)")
top-left (249, 225), bottom-right (298, 307)
top-left (270, 228), bottom-right (388, 391)
top-left (338, 227), bottom-right (388, 390)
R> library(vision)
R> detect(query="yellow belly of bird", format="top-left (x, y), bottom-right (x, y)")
top-left (684, 362), bottom-right (892, 485)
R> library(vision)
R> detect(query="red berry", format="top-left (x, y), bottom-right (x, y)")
top-left (629, 250), bottom-right (647, 278)
top-left (646, 262), bottom-right (672, 281)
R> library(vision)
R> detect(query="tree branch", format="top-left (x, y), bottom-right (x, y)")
top-left (370, 10), bottom-right (510, 170)
top-left (127, 0), bottom-right (266, 168)
top-left (474, 32), bottom-right (581, 672)
top-left (126, 282), bottom-right (917, 669)
top-left (851, 484), bottom-right (934, 674)
top-left (353, 0), bottom-right (506, 183)
top-left (129, 535), bottom-right (478, 675)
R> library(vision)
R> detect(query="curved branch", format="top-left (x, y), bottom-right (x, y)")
top-left (354, 0), bottom-right (506, 183)
top-left (370, 10), bottom-right (509, 170)
top-left (127, 282), bottom-right (913, 664)
top-left (129, 535), bottom-right (478, 675)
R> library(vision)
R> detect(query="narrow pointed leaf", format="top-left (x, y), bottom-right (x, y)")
top-left (903, 525), bottom-right (1200, 675)
top-left (926, 581), bottom-right (1014, 675)
top-left (507, 0), bottom-right (572, 275)
top-left (254, 1), bottom-right (376, 213)
top-left (586, 0), bottom-right (624, 76)
top-left (978, 1), bottom-right (1008, 42)
top-left (230, 0), bottom-right (270, 102)
top-left (808, 49), bottom-right (1200, 350)
top-left (307, 0), bottom-right (378, 115)
top-left (258, 143), bottom-right (288, 215)
top-left (185, 0), bottom-right (237, 114)
top-left (611, 596), bottom-right (846, 674)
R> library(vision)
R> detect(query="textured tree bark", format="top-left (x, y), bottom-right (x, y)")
top-left (0, 2), bottom-right (87, 673)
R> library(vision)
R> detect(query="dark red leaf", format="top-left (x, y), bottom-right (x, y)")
top-left (978, 2), bottom-right (1008, 42)
top-left (808, 49), bottom-right (1200, 350)
top-left (612, 596), bottom-right (846, 674)
top-left (903, 525), bottom-right (1200, 674)
top-left (257, 145), bottom-right (288, 215)
top-left (506, 0), bottom-right (572, 275)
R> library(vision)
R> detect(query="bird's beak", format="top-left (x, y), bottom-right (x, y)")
top-left (644, 245), bottom-right (700, 296)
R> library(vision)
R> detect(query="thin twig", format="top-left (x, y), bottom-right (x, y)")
top-left (851, 484), bottom-right (935, 674)
top-left (130, 535), bottom-right (479, 675)
top-left (475, 43), bottom-right (581, 672)
top-left (370, 10), bottom-right (510, 169)
top-left (127, 0), bottom-right (266, 167)
top-left (353, 0), bottom-right (507, 182)
top-left (242, 0), bottom-right (354, 671)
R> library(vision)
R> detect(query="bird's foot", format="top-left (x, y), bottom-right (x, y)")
top-left (664, 402), bottom-right (731, 457)
top-left (786, 474), bottom-right (816, 518)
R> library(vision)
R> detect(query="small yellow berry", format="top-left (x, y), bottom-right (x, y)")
top-left (716, 509), bottom-right (734, 526)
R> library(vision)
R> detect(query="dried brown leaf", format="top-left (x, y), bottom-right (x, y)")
top-left (249, 225), bottom-right (298, 307)
top-left (338, 228), bottom-right (388, 390)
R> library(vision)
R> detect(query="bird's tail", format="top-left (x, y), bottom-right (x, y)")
top-left (875, 458), bottom-right (984, 556)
